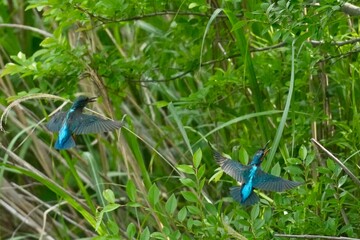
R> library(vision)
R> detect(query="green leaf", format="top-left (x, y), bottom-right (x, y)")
top-left (188, 3), bottom-right (199, 9)
top-left (95, 210), bottom-right (104, 231)
top-left (253, 219), bottom-right (265, 231)
top-left (305, 152), bottom-right (315, 166)
top-left (140, 227), bottom-right (150, 240)
top-left (251, 204), bottom-right (260, 220)
top-left (299, 145), bottom-right (308, 160)
top-left (150, 232), bottom-right (167, 240)
top-left (179, 178), bottom-right (197, 188)
top-left (271, 162), bottom-right (281, 176)
top-left (155, 101), bottom-right (169, 108)
top-left (193, 148), bottom-right (202, 169)
top-left (197, 165), bottom-right (205, 179)
top-left (0, 63), bottom-right (24, 77)
top-left (103, 189), bottom-right (115, 204)
top-left (102, 203), bottom-right (121, 213)
top-left (107, 220), bottom-right (119, 235)
top-left (165, 194), bottom-right (177, 215)
top-left (181, 191), bottom-right (198, 202)
top-left (338, 175), bottom-right (347, 188)
top-left (284, 166), bottom-right (303, 175)
top-left (239, 147), bottom-right (249, 165)
top-left (199, 178), bottom-right (206, 190)
top-left (287, 158), bottom-right (302, 164)
top-left (209, 169), bottom-right (223, 183)
top-left (231, 20), bottom-right (248, 32)
top-left (177, 164), bottom-right (195, 175)
top-left (187, 205), bottom-right (202, 215)
top-left (178, 207), bottom-right (187, 222)
top-left (126, 179), bottom-right (137, 202)
top-left (126, 202), bottom-right (142, 208)
top-left (148, 183), bottom-right (160, 206)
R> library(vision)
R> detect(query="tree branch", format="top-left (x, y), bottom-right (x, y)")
top-left (342, 2), bottom-right (360, 16)
top-left (74, 5), bottom-right (242, 24)
top-left (0, 23), bottom-right (53, 38)
top-left (275, 233), bottom-right (359, 240)
top-left (311, 138), bottom-right (360, 188)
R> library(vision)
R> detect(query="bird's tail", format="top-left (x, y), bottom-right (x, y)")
top-left (230, 186), bottom-right (260, 206)
top-left (55, 136), bottom-right (76, 149)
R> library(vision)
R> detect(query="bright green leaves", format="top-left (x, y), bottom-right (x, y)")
top-left (126, 223), bottom-right (136, 239)
top-left (177, 164), bottom-right (195, 175)
top-left (1, 52), bottom-right (39, 78)
top-left (148, 183), bottom-right (161, 207)
top-left (193, 148), bottom-right (202, 169)
top-left (103, 189), bottom-right (116, 204)
top-left (299, 145), bottom-right (308, 161)
top-left (126, 179), bottom-right (137, 202)
top-left (271, 162), bottom-right (281, 176)
top-left (177, 149), bottom-right (206, 198)
top-left (165, 194), bottom-right (177, 216)
top-left (181, 191), bottom-right (198, 202)
top-left (95, 189), bottom-right (121, 234)
top-left (177, 207), bottom-right (187, 222)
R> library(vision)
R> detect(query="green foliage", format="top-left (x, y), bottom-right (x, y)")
top-left (1, 0), bottom-right (360, 239)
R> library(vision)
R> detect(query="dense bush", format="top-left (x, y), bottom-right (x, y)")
top-left (0, 0), bottom-right (359, 239)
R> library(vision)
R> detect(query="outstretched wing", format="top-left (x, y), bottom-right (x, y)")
top-left (213, 151), bottom-right (251, 183)
top-left (71, 114), bottom-right (122, 135)
top-left (230, 186), bottom-right (260, 206)
top-left (46, 111), bottom-right (67, 132)
top-left (252, 169), bottom-right (302, 192)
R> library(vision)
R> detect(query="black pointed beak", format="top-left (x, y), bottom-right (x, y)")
top-left (262, 140), bottom-right (271, 157)
top-left (88, 97), bottom-right (97, 102)
top-left (264, 148), bottom-right (270, 156)
top-left (263, 140), bottom-right (271, 149)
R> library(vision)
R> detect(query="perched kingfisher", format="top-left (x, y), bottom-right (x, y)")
top-left (213, 142), bottom-right (301, 206)
top-left (46, 96), bottom-right (122, 150)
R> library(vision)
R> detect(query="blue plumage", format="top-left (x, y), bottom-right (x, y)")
top-left (213, 142), bottom-right (301, 206)
top-left (46, 96), bottom-right (122, 150)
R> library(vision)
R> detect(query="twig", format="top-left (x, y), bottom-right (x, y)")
top-left (342, 2), bottom-right (360, 16)
top-left (309, 38), bottom-right (360, 46)
top-left (0, 23), bottom-right (53, 38)
top-left (311, 138), bottom-right (360, 188)
top-left (275, 233), bottom-right (359, 240)
top-left (74, 5), bottom-right (242, 24)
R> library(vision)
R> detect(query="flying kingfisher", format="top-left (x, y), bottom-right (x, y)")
top-left (46, 95), bottom-right (122, 150)
top-left (213, 142), bottom-right (301, 206)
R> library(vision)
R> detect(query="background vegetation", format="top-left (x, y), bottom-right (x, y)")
top-left (1, 0), bottom-right (360, 239)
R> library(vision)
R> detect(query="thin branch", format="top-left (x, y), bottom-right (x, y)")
top-left (251, 42), bottom-right (287, 52)
top-left (342, 2), bottom-right (360, 16)
top-left (74, 5), bottom-right (242, 24)
top-left (275, 233), bottom-right (359, 240)
top-left (311, 138), bottom-right (360, 189)
top-left (0, 23), bottom-right (53, 38)
top-left (309, 38), bottom-right (360, 46)
top-left (318, 48), bottom-right (360, 63)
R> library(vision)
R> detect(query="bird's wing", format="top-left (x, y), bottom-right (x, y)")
top-left (252, 169), bottom-right (301, 192)
top-left (230, 186), bottom-right (259, 206)
top-left (46, 111), bottom-right (67, 132)
top-left (71, 114), bottom-right (122, 135)
top-left (213, 151), bottom-right (251, 183)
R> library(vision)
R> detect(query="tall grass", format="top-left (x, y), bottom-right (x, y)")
top-left (1, 0), bottom-right (360, 239)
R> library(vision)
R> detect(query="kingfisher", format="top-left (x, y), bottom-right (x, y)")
top-left (46, 95), bottom-right (122, 150)
top-left (213, 142), bottom-right (301, 206)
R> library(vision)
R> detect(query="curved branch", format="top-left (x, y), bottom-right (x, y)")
top-left (342, 2), bottom-right (360, 16)
top-left (0, 23), bottom-right (53, 38)
top-left (311, 138), bottom-right (360, 189)
top-left (74, 5), bottom-right (242, 24)
top-left (275, 233), bottom-right (359, 240)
